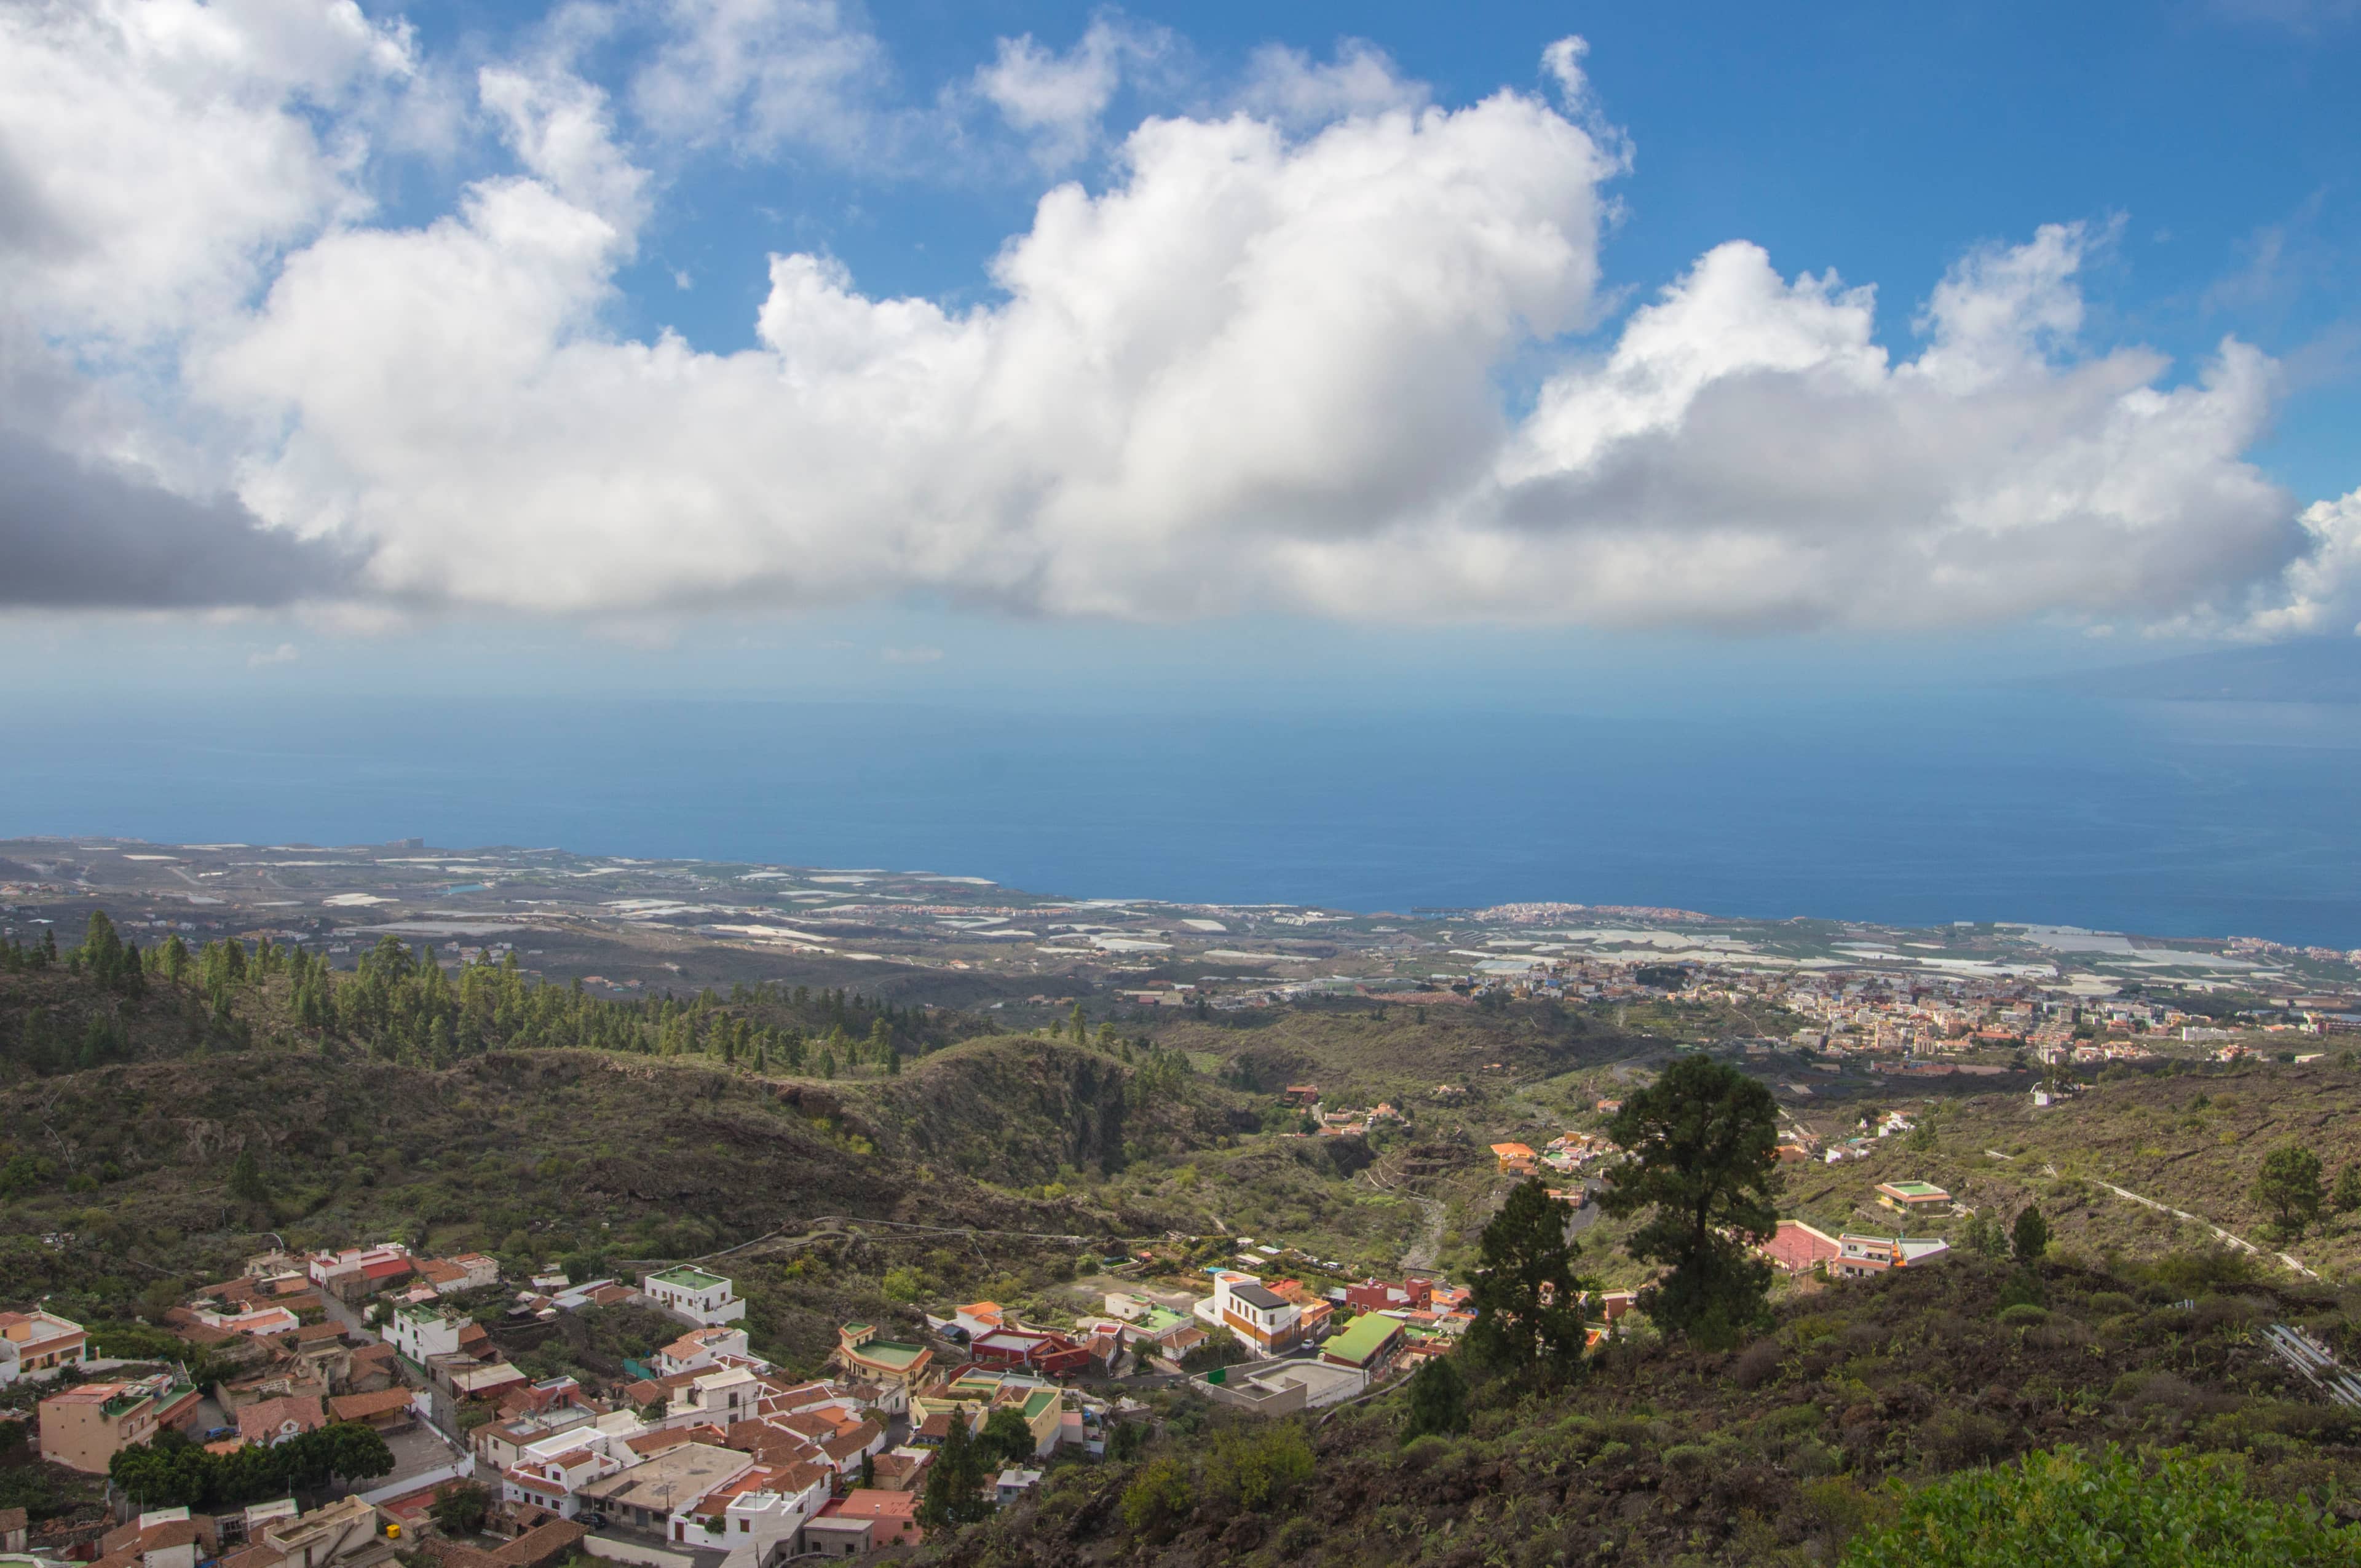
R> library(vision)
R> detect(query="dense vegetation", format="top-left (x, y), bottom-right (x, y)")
top-left (0, 913), bottom-right (991, 1078)
top-left (109, 1422), bottom-right (395, 1510)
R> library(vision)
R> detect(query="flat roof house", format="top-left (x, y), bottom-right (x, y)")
top-left (1835, 1234), bottom-right (1952, 1279)
top-left (577, 1443), bottom-right (754, 1543)
top-left (1197, 1273), bottom-right (1303, 1356)
top-left (832, 1324), bottom-right (931, 1400)
top-left (1875, 1182), bottom-right (1952, 1212)
top-left (639, 1269), bottom-right (745, 1328)
top-left (0, 1310), bottom-right (89, 1384)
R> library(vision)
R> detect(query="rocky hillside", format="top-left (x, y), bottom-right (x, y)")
top-left (939, 1249), bottom-right (2361, 1567)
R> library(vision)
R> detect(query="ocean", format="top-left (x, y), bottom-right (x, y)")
top-left (4, 690), bottom-right (2357, 946)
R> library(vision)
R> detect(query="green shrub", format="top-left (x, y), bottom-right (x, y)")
top-left (1118, 1455), bottom-right (1195, 1537)
top-left (1842, 1444), bottom-right (2361, 1567)
top-left (1796, 1475), bottom-right (1884, 1548)
top-left (1397, 1435), bottom-right (1449, 1471)
top-left (1205, 1424), bottom-right (1314, 1511)
top-left (1998, 1303), bottom-right (2050, 1328)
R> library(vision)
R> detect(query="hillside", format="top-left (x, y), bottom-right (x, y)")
top-left (847, 1034), bottom-right (1257, 1182)
top-left (941, 1250), bottom-right (2361, 1567)
top-left (0, 980), bottom-right (1254, 1381)
top-left (1763, 1061), bottom-right (2361, 1281)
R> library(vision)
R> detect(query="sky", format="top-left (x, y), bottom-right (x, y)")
top-left (4, 0), bottom-right (2361, 702)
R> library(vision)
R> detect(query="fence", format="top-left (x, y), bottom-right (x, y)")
top-left (2264, 1324), bottom-right (2361, 1410)
top-left (360, 1457), bottom-right (475, 1505)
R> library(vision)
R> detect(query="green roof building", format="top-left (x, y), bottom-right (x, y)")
top-left (1320, 1312), bottom-right (1404, 1371)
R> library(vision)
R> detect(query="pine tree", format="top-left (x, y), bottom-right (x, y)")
top-left (2011, 1204), bottom-right (2050, 1262)
top-left (1402, 1354), bottom-right (1469, 1439)
top-left (1463, 1179), bottom-right (1589, 1380)
top-left (1599, 1055), bottom-right (1781, 1348)
top-left (2254, 1144), bottom-right (2325, 1237)
top-left (920, 1413), bottom-right (991, 1527)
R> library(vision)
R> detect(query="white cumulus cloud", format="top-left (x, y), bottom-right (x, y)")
top-left (974, 17), bottom-right (1173, 169)
top-left (0, 10), bottom-right (2352, 637)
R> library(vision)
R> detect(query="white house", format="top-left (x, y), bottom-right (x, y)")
top-left (654, 1325), bottom-right (754, 1378)
top-left (719, 1478), bottom-right (832, 1568)
top-left (498, 1414), bottom-right (650, 1520)
top-left (641, 1268), bottom-right (746, 1327)
top-left (675, 1460), bottom-right (836, 1568)
top-left (660, 1366), bottom-right (767, 1430)
top-left (1196, 1272), bottom-right (1303, 1355)
top-left (386, 1302), bottom-right (467, 1363)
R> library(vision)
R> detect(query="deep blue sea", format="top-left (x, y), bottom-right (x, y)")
top-left (4, 691), bottom-right (2357, 946)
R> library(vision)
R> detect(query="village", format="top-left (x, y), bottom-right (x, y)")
top-left (2, 1221), bottom-right (1580, 1568)
top-left (3, 1066), bottom-right (2014, 1568)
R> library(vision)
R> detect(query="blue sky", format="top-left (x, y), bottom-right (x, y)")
top-left (2, 0), bottom-right (2359, 702)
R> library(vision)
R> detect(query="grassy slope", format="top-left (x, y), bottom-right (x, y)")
top-left (1772, 1062), bottom-right (2361, 1279)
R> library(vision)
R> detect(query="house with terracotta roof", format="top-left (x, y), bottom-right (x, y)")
top-left (92, 1508), bottom-right (210, 1568)
top-left (1757, 1219), bottom-right (1842, 1276)
top-left (867, 1449), bottom-right (931, 1492)
top-left (669, 1459), bottom-right (835, 1563)
top-left (967, 1327), bottom-right (1091, 1379)
top-left (328, 1388), bottom-right (416, 1433)
top-left (808, 1489), bottom-right (922, 1553)
top-left (413, 1254), bottom-right (498, 1296)
top-left (344, 1342), bottom-right (400, 1393)
top-left (951, 1302), bottom-right (1005, 1339)
top-left (0, 1309), bottom-right (89, 1384)
top-left (1490, 1142), bottom-right (1538, 1175)
top-left (238, 1394), bottom-right (326, 1447)
top-left (653, 1325), bottom-right (753, 1377)
top-left (412, 1261), bottom-right (469, 1294)
top-left (307, 1246), bottom-right (415, 1302)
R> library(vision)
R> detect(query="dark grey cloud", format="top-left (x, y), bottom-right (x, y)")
top-left (0, 429), bottom-right (362, 609)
